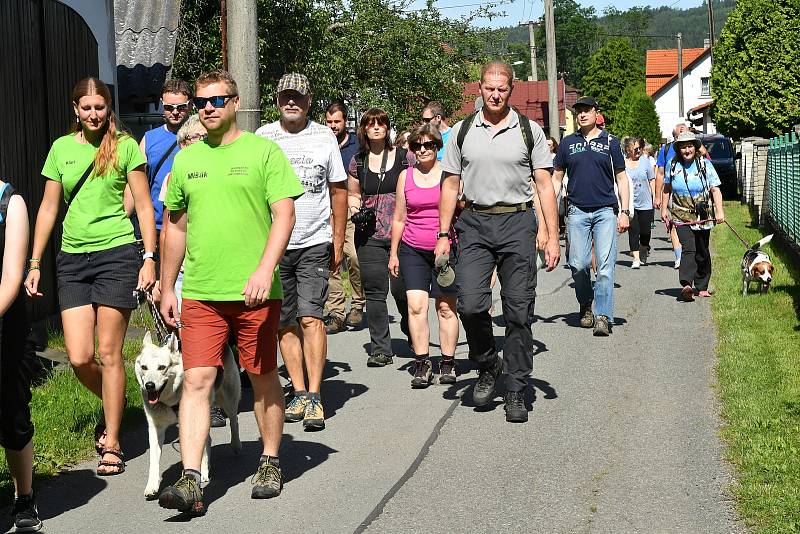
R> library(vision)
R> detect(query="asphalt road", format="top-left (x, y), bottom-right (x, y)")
top-left (7, 227), bottom-right (744, 533)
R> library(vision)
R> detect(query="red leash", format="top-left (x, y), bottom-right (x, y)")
top-left (664, 219), bottom-right (751, 248)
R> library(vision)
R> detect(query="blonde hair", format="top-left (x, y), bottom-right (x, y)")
top-left (71, 77), bottom-right (126, 177)
top-left (176, 114), bottom-right (206, 146)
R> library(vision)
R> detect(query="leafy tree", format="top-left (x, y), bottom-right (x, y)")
top-left (600, 7), bottom-right (652, 64)
top-left (533, 0), bottom-right (600, 88)
top-left (580, 38), bottom-right (643, 128)
top-left (711, 0), bottom-right (800, 138)
top-left (608, 83), bottom-right (662, 144)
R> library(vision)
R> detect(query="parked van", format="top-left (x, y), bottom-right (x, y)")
top-left (697, 134), bottom-right (737, 198)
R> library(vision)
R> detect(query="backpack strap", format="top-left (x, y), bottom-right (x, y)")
top-left (0, 183), bottom-right (16, 225)
top-left (456, 112), bottom-right (478, 151)
top-left (511, 106), bottom-right (536, 178)
top-left (67, 162), bottom-right (94, 208)
top-left (148, 139), bottom-right (179, 188)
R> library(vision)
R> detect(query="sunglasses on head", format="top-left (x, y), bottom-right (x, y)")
top-left (162, 102), bottom-right (190, 112)
top-left (192, 94), bottom-right (237, 109)
top-left (410, 141), bottom-right (438, 152)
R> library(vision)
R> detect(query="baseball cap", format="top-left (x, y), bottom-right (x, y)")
top-left (573, 96), bottom-right (599, 110)
top-left (276, 73), bottom-right (311, 96)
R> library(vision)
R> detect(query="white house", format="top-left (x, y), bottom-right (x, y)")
top-left (646, 47), bottom-right (715, 140)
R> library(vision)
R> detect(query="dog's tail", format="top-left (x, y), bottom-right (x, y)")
top-left (751, 233), bottom-right (774, 251)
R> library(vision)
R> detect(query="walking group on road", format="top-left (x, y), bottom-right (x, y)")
top-left (1, 58), bottom-right (731, 529)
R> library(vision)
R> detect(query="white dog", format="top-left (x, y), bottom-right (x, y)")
top-left (134, 332), bottom-right (242, 499)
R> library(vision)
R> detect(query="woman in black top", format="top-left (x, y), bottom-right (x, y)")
top-left (347, 108), bottom-right (410, 366)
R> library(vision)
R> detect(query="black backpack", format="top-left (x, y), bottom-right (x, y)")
top-left (456, 106), bottom-right (537, 177)
top-left (0, 183), bottom-right (16, 226)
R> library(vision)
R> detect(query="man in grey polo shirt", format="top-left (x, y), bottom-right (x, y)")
top-left (436, 60), bottom-right (560, 423)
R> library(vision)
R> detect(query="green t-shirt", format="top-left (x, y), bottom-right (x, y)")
top-left (41, 133), bottom-right (146, 253)
top-left (165, 132), bottom-right (304, 301)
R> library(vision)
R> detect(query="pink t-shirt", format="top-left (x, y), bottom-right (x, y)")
top-left (401, 167), bottom-right (441, 251)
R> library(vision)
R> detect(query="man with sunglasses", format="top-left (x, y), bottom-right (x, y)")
top-left (139, 79), bottom-right (193, 234)
top-left (255, 73), bottom-right (347, 432)
top-left (159, 70), bottom-right (304, 514)
top-left (421, 101), bottom-right (451, 161)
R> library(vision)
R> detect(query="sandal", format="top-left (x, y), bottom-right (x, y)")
top-left (94, 424), bottom-right (107, 456)
top-left (97, 448), bottom-right (126, 476)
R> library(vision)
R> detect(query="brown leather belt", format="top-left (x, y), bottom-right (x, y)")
top-left (465, 201), bottom-right (533, 214)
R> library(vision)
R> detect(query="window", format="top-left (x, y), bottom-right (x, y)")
top-left (701, 77), bottom-right (711, 97)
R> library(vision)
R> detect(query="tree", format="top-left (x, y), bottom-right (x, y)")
top-left (711, 0), bottom-right (800, 138)
top-left (534, 0), bottom-right (600, 89)
top-left (608, 83), bottom-right (662, 143)
top-left (600, 7), bottom-right (652, 64)
top-left (580, 38), bottom-right (643, 128)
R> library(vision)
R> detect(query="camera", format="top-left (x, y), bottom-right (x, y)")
top-left (695, 200), bottom-right (710, 220)
top-left (351, 206), bottom-right (376, 228)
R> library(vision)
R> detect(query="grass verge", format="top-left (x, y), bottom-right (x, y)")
top-left (712, 201), bottom-right (800, 531)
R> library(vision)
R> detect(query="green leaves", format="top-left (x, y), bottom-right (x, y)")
top-left (609, 83), bottom-right (662, 144)
top-left (580, 38), bottom-right (643, 128)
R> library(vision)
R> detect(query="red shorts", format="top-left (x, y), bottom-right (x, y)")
top-left (180, 299), bottom-right (281, 374)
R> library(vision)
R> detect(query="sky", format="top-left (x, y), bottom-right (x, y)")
top-left (404, 0), bottom-right (707, 29)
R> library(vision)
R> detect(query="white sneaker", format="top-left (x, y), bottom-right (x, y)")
top-left (631, 259), bottom-right (641, 269)
top-left (674, 258), bottom-right (681, 269)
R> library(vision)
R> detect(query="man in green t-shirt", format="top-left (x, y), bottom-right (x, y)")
top-left (158, 70), bottom-right (304, 515)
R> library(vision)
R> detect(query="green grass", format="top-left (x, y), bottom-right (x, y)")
top-left (712, 201), bottom-right (800, 532)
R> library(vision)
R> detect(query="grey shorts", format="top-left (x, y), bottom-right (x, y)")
top-left (278, 242), bottom-right (331, 328)
top-left (56, 242), bottom-right (141, 311)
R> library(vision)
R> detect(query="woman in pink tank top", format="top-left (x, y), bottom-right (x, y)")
top-left (389, 124), bottom-right (459, 388)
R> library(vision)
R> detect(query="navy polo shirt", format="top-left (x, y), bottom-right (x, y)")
top-left (338, 131), bottom-right (360, 172)
top-left (554, 129), bottom-right (625, 209)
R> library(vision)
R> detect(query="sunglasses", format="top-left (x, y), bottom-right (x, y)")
top-left (421, 116), bottom-right (434, 123)
top-left (410, 141), bottom-right (438, 152)
top-left (192, 94), bottom-right (237, 109)
top-left (163, 102), bottom-right (190, 112)
top-left (186, 133), bottom-right (207, 142)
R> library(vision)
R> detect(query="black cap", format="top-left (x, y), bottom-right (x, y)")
top-left (573, 96), bottom-right (599, 110)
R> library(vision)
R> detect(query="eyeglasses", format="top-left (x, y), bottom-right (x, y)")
top-left (162, 102), bottom-right (190, 112)
top-left (410, 141), bottom-right (438, 152)
top-left (185, 133), bottom-right (207, 143)
top-left (192, 94), bottom-right (237, 109)
top-left (421, 116), bottom-right (434, 123)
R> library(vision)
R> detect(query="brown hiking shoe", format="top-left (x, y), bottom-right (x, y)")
top-left (325, 315), bottom-right (345, 334)
top-left (579, 303), bottom-right (595, 328)
top-left (158, 472), bottom-right (205, 515)
top-left (345, 308), bottom-right (364, 327)
top-left (593, 315), bottom-right (612, 336)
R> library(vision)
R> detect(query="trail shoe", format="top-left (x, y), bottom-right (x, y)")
top-left (12, 492), bottom-right (42, 532)
top-left (411, 359), bottom-right (433, 389)
top-left (579, 303), bottom-right (595, 328)
top-left (345, 308), bottom-right (364, 327)
top-left (438, 358), bottom-right (457, 384)
top-left (285, 393), bottom-right (310, 423)
top-left (158, 472), bottom-right (205, 515)
top-left (367, 353), bottom-right (393, 367)
top-left (325, 315), bottom-right (345, 334)
top-left (210, 405), bottom-right (227, 428)
top-left (303, 396), bottom-right (325, 431)
top-left (504, 391), bottom-right (528, 423)
top-left (472, 355), bottom-right (503, 406)
top-left (251, 457), bottom-right (283, 499)
top-left (631, 259), bottom-right (641, 269)
top-left (593, 315), bottom-right (612, 336)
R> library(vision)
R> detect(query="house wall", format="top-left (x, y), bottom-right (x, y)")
top-left (653, 54), bottom-right (715, 140)
top-left (59, 0), bottom-right (116, 87)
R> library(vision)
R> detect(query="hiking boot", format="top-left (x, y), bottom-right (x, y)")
top-left (472, 355), bottom-right (503, 406)
top-left (367, 353), bottom-right (393, 367)
top-left (438, 358), bottom-right (457, 385)
top-left (285, 393), bottom-right (310, 423)
top-left (158, 472), bottom-right (205, 515)
top-left (681, 285), bottom-right (695, 302)
top-left (210, 405), bottom-right (227, 428)
top-left (345, 308), bottom-right (364, 327)
top-left (12, 492), bottom-right (42, 532)
top-left (251, 457), bottom-right (283, 499)
top-left (504, 391), bottom-right (528, 423)
top-left (303, 397), bottom-right (325, 431)
top-left (325, 315), bottom-right (345, 334)
top-left (410, 359), bottom-right (433, 389)
top-left (579, 303), bottom-right (595, 328)
top-left (593, 315), bottom-right (612, 336)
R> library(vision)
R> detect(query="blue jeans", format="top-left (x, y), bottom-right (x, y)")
top-left (566, 205), bottom-right (618, 320)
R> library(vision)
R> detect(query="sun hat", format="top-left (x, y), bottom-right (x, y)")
top-left (673, 131), bottom-right (702, 149)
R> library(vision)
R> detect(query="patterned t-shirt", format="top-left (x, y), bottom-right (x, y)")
top-left (256, 120), bottom-right (347, 250)
top-left (664, 158), bottom-right (721, 231)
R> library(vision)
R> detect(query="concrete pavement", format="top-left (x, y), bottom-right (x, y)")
top-left (6, 227), bottom-right (743, 533)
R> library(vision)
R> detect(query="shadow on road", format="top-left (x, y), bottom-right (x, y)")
top-left (655, 287), bottom-right (685, 301)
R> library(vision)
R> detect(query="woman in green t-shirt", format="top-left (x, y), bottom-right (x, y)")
top-left (24, 77), bottom-right (157, 476)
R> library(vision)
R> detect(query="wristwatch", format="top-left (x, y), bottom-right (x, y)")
top-left (142, 251), bottom-right (155, 260)
top-left (620, 210), bottom-right (631, 217)
top-left (436, 231), bottom-right (449, 239)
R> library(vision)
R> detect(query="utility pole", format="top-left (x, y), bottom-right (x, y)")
top-left (706, 0), bottom-right (716, 61)
top-left (544, 0), bottom-right (559, 139)
top-left (677, 32), bottom-right (684, 118)
top-left (220, 0), bottom-right (228, 71)
top-left (519, 21), bottom-right (538, 81)
top-left (226, 0), bottom-right (261, 132)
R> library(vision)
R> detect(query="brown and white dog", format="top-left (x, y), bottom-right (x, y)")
top-left (741, 234), bottom-right (775, 295)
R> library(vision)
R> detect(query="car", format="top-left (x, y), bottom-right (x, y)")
top-left (696, 134), bottom-right (738, 199)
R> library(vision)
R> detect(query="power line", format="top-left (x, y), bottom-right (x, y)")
top-left (404, 0), bottom-right (512, 11)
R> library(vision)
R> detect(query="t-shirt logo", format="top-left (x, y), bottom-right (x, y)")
top-left (65, 160), bottom-right (76, 165)
top-left (568, 143), bottom-right (586, 155)
top-left (187, 171), bottom-right (208, 180)
top-left (228, 166), bottom-right (249, 177)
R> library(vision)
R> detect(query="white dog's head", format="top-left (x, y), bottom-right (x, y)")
top-left (134, 332), bottom-right (182, 406)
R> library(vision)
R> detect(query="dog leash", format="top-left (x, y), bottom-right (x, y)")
top-left (723, 220), bottom-right (751, 249)
top-left (665, 218), bottom-right (752, 249)
top-left (134, 290), bottom-right (172, 345)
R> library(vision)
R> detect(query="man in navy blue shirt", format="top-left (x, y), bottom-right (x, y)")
top-left (553, 97), bottom-right (630, 336)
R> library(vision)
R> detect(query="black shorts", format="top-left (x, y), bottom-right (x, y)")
top-left (278, 242), bottom-right (331, 328)
top-left (0, 296), bottom-right (34, 451)
top-left (398, 241), bottom-right (457, 298)
top-left (56, 242), bottom-right (141, 311)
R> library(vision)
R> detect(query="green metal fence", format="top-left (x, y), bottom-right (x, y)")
top-left (767, 132), bottom-right (800, 247)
